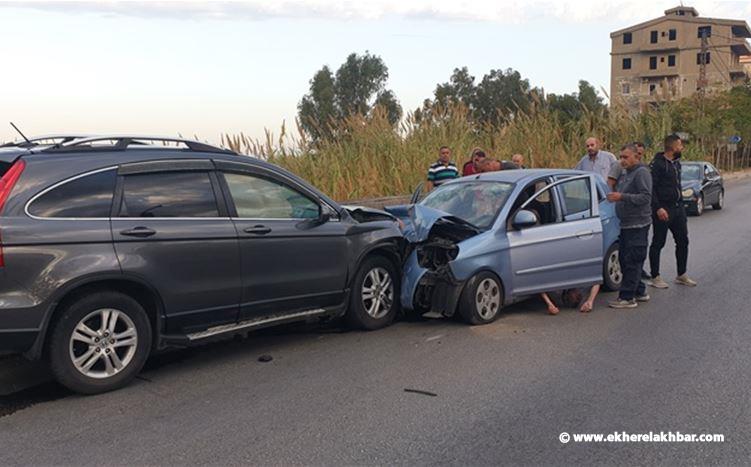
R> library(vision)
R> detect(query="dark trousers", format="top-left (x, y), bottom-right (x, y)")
top-left (619, 225), bottom-right (649, 300)
top-left (649, 205), bottom-right (689, 277)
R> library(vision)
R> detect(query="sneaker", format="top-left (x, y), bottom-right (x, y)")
top-left (675, 274), bottom-right (698, 287)
top-left (648, 276), bottom-right (669, 289)
top-left (609, 298), bottom-right (638, 309)
top-left (635, 293), bottom-right (651, 302)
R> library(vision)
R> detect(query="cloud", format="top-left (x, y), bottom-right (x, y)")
top-left (1, 0), bottom-right (749, 24)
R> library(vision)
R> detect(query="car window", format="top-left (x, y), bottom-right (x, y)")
top-left (558, 177), bottom-right (592, 220)
top-left (224, 172), bottom-right (320, 219)
top-left (517, 182), bottom-right (559, 226)
top-left (420, 181), bottom-right (514, 229)
top-left (29, 169), bottom-right (116, 218)
top-left (118, 171), bottom-right (219, 218)
top-left (682, 164), bottom-right (702, 180)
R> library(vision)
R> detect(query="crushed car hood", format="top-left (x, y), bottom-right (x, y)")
top-left (384, 204), bottom-right (481, 243)
top-left (341, 205), bottom-right (398, 223)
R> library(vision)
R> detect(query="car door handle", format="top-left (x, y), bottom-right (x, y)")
top-left (119, 227), bottom-right (156, 238)
top-left (576, 230), bottom-right (594, 238)
top-left (244, 225), bottom-right (272, 235)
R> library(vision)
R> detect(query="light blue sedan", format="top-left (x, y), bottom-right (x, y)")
top-left (386, 169), bottom-right (621, 324)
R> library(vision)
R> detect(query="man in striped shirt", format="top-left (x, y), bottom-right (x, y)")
top-left (427, 146), bottom-right (460, 189)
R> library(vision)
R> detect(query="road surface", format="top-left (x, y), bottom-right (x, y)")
top-left (2, 176), bottom-right (750, 465)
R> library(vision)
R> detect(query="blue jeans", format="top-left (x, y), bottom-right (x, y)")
top-left (619, 225), bottom-right (649, 300)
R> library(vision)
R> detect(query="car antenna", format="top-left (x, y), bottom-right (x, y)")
top-left (9, 122), bottom-right (31, 144)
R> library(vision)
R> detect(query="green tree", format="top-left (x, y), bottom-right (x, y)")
top-left (298, 52), bottom-right (402, 141)
top-left (546, 80), bottom-right (606, 123)
top-left (474, 68), bottom-right (538, 126)
top-left (298, 66), bottom-right (337, 141)
top-left (422, 67), bottom-right (539, 126)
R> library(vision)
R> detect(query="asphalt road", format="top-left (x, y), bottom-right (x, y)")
top-left (2, 176), bottom-right (751, 465)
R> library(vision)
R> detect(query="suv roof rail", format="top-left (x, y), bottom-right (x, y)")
top-left (40, 135), bottom-right (236, 155)
top-left (0, 134), bottom-right (88, 149)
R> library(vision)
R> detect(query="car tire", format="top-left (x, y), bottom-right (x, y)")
top-left (694, 194), bottom-right (704, 216)
top-left (458, 271), bottom-right (503, 325)
top-left (345, 256), bottom-right (399, 330)
top-left (48, 291), bottom-right (152, 395)
top-left (712, 190), bottom-right (724, 210)
top-left (603, 242), bottom-right (622, 291)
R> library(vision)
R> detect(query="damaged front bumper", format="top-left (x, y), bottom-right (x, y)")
top-left (391, 205), bottom-right (482, 317)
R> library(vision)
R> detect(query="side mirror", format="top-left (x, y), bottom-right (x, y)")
top-left (318, 210), bottom-right (332, 224)
top-left (296, 206), bottom-right (331, 229)
top-left (512, 209), bottom-right (539, 230)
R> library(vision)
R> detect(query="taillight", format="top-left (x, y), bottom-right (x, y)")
top-left (0, 159), bottom-right (25, 215)
top-left (0, 159), bottom-right (25, 268)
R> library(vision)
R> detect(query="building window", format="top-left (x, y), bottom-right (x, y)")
top-left (650, 30), bottom-right (658, 43)
top-left (650, 56), bottom-right (657, 69)
top-left (622, 83), bottom-right (630, 95)
top-left (622, 58), bottom-right (632, 69)
top-left (661, 57), bottom-right (665, 62)
top-left (623, 32), bottom-right (632, 44)
top-left (697, 52), bottom-right (711, 65)
top-left (649, 84), bottom-right (656, 95)
top-left (668, 55), bottom-right (676, 66)
top-left (669, 29), bottom-right (677, 40)
top-left (698, 26), bottom-right (711, 38)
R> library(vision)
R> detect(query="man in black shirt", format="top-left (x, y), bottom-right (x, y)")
top-left (647, 134), bottom-right (697, 288)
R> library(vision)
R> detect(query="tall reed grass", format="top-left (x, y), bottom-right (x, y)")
top-left (220, 100), bottom-right (742, 201)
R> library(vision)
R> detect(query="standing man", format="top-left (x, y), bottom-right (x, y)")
top-left (575, 137), bottom-right (617, 180)
top-left (648, 135), bottom-right (697, 288)
top-left (427, 146), bottom-right (459, 189)
top-left (608, 141), bottom-right (645, 190)
top-left (607, 144), bottom-right (653, 308)
top-left (511, 153), bottom-right (526, 169)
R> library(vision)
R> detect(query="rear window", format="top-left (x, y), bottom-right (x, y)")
top-left (28, 169), bottom-right (117, 218)
top-left (0, 161), bottom-right (11, 177)
top-left (118, 171), bottom-right (219, 218)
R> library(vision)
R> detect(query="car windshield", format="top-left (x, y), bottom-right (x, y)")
top-left (682, 164), bottom-right (702, 180)
top-left (420, 181), bottom-right (515, 229)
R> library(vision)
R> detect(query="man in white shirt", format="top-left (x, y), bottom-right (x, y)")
top-left (575, 137), bottom-right (617, 179)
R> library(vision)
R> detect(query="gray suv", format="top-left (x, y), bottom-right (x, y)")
top-left (0, 136), bottom-right (403, 394)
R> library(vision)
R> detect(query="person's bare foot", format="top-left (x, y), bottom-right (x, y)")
top-left (547, 304), bottom-right (559, 315)
top-left (580, 301), bottom-right (593, 313)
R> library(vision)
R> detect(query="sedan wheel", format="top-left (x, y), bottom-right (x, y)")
top-left (712, 191), bottom-right (724, 210)
top-left (475, 278), bottom-right (501, 320)
top-left (603, 242), bottom-right (622, 291)
top-left (695, 194), bottom-right (704, 216)
top-left (459, 271), bottom-right (504, 325)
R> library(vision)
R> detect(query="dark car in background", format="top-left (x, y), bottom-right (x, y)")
top-left (681, 161), bottom-right (724, 216)
top-left (0, 136), bottom-right (404, 394)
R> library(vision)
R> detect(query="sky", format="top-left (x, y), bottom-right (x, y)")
top-left (1, 0), bottom-right (750, 145)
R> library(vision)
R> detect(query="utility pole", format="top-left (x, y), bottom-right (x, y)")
top-left (698, 29), bottom-right (709, 114)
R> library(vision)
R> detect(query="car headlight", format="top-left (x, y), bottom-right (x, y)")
top-left (682, 188), bottom-right (694, 198)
